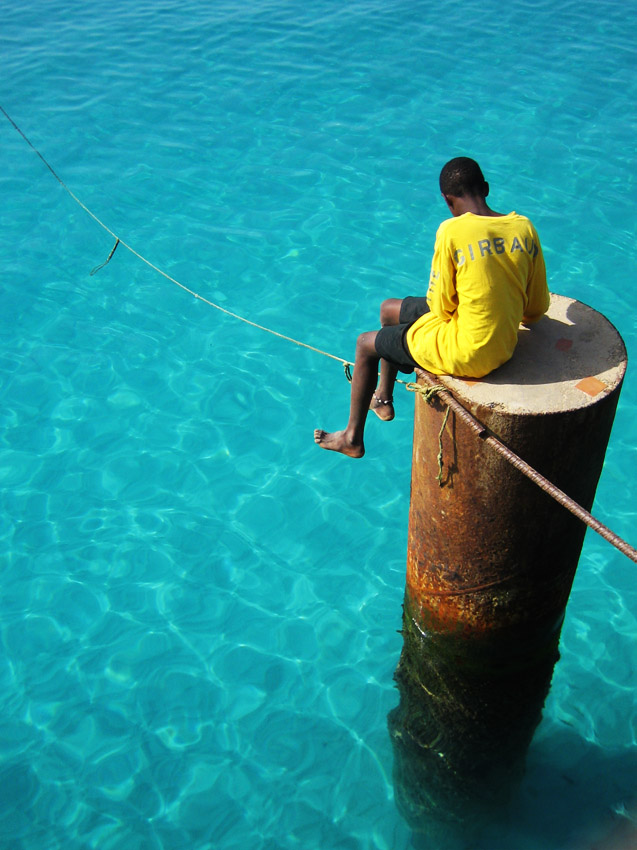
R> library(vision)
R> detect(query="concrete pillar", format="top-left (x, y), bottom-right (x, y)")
top-left (390, 294), bottom-right (627, 837)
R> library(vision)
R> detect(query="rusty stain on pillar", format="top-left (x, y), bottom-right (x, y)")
top-left (390, 295), bottom-right (627, 835)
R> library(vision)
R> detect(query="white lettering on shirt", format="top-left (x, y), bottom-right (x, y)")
top-left (453, 235), bottom-right (538, 267)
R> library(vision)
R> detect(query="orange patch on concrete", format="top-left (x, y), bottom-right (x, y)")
top-left (576, 376), bottom-right (608, 396)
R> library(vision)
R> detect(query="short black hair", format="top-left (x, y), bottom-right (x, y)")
top-left (439, 157), bottom-right (487, 198)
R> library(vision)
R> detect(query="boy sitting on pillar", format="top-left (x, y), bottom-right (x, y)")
top-left (314, 156), bottom-right (550, 458)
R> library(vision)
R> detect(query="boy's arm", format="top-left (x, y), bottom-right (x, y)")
top-left (522, 229), bottom-right (550, 323)
top-left (426, 227), bottom-right (458, 319)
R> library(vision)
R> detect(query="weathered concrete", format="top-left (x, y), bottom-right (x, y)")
top-left (439, 292), bottom-right (627, 414)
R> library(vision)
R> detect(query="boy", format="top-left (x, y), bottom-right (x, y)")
top-left (314, 157), bottom-right (549, 458)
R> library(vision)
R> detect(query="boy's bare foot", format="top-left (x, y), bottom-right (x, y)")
top-left (370, 393), bottom-right (394, 421)
top-left (314, 429), bottom-right (365, 458)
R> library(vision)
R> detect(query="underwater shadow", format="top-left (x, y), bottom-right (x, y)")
top-left (392, 722), bottom-right (637, 850)
top-left (506, 728), bottom-right (637, 850)
top-left (387, 612), bottom-right (637, 850)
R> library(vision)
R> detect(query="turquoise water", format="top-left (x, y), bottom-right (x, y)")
top-left (2, 0), bottom-right (637, 847)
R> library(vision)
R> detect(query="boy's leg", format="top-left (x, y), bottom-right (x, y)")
top-left (380, 298), bottom-right (403, 325)
top-left (370, 298), bottom-right (402, 421)
top-left (314, 330), bottom-right (380, 458)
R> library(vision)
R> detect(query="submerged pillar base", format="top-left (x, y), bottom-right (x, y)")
top-left (389, 598), bottom-right (559, 838)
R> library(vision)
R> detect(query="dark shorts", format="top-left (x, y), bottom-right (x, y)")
top-left (374, 296), bottom-right (430, 374)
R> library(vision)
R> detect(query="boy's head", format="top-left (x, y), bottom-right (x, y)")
top-left (439, 157), bottom-right (488, 199)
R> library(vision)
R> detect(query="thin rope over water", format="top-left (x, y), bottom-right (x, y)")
top-left (0, 105), bottom-right (352, 374)
top-left (2, 104), bottom-right (636, 564)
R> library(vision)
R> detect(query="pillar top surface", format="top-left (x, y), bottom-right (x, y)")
top-left (426, 294), bottom-right (627, 414)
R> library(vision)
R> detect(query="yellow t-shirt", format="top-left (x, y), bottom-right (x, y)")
top-left (405, 211), bottom-right (549, 378)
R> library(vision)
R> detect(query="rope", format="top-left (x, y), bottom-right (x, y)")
top-left (407, 372), bottom-right (637, 565)
top-left (0, 105), bottom-right (354, 374)
top-left (2, 105), bottom-right (635, 564)
top-left (90, 238), bottom-right (119, 276)
top-left (405, 384), bottom-right (451, 485)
